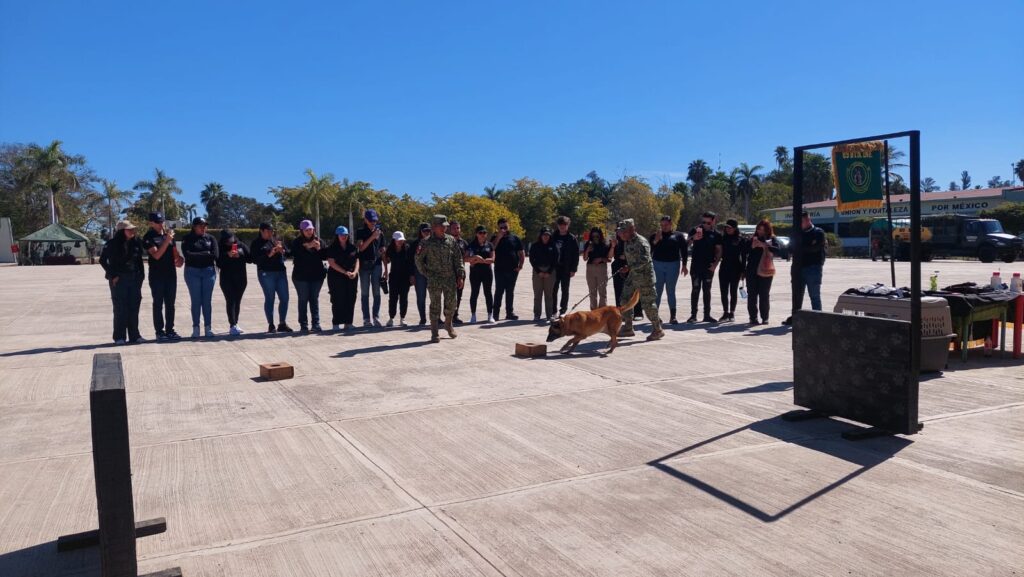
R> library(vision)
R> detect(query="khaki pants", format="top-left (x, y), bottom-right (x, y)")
top-left (586, 263), bottom-right (608, 309)
top-left (532, 272), bottom-right (556, 318)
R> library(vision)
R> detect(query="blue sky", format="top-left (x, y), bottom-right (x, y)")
top-left (2, 0), bottom-right (1022, 209)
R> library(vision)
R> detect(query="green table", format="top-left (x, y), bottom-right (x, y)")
top-left (951, 301), bottom-right (1008, 362)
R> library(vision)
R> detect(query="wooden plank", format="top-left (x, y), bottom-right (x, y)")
top-left (57, 517), bottom-right (167, 552)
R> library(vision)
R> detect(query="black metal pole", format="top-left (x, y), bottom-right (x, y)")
top-left (883, 140), bottom-right (896, 287)
top-left (792, 150), bottom-right (804, 317)
top-left (909, 131), bottom-right (922, 427)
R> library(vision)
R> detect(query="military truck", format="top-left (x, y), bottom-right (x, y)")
top-left (916, 215), bottom-right (1022, 263)
top-left (869, 218), bottom-right (933, 262)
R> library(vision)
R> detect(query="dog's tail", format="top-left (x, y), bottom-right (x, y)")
top-left (619, 289), bottom-right (640, 313)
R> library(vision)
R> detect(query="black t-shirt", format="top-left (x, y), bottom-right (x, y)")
top-left (492, 233), bottom-right (524, 272)
top-left (529, 241), bottom-right (559, 273)
top-left (142, 229), bottom-right (177, 277)
top-left (290, 236), bottom-right (326, 281)
top-left (585, 241), bottom-right (611, 264)
top-left (251, 237), bottom-right (287, 272)
top-left (355, 226), bottom-right (384, 266)
top-left (181, 232), bottom-right (219, 268)
top-left (720, 233), bottom-right (744, 271)
top-left (216, 237), bottom-right (250, 276)
top-left (650, 231), bottom-right (687, 263)
top-left (466, 240), bottom-right (494, 272)
top-left (799, 226), bottom-right (827, 267)
top-left (326, 240), bottom-right (358, 276)
top-left (687, 227), bottom-right (721, 269)
top-left (385, 243), bottom-right (412, 279)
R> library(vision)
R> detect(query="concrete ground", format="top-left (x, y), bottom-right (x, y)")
top-left (0, 258), bottom-right (1022, 576)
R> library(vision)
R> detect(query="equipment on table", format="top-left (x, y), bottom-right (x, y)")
top-left (1011, 272), bottom-right (1022, 293)
top-left (990, 271), bottom-right (1002, 290)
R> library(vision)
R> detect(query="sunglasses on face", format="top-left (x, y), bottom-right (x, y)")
top-left (702, 220), bottom-right (713, 226)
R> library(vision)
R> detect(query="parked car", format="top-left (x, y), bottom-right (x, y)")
top-left (775, 236), bottom-right (791, 261)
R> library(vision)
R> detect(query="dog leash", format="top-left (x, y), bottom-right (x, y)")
top-left (565, 270), bottom-right (620, 315)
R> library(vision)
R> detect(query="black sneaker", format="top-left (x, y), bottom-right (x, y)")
top-left (300, 325), bottom-right (310, 334)
top-left (419, 318), bottom-right (427, 326)
top-left (686, 315), bottom-right (698, 323)
top-left (166, 330), bottom-right (181, 341)
top-left (453, 317), bottom-right (464, 325)
top-left (312, 324), bottom-right (323, 332)
top-left (267, 323), bottom-right (276, 333)
top-left (277, 323), bottom-right (294, 333)
top-left (750, 318), bottom-right (759, 325)
top-left (155, 331), bottom-right (168, 342)
top-left (781, 316), bottom-right (793, 326)
top-left (507, 313), bottom-right (519, 321)
top-left (669, 317), bottom-right (678, 325)
top-left (703, 316), bottom-right (718, 324)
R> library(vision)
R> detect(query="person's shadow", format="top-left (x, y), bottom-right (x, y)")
top-left (332, 340), bottom-right (432, 358)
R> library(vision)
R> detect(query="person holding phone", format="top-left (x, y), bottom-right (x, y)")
top-left (291, 219), bottom-right (327, 333)
top-left (383, 231), bottom-right (412, 326)
top-left (251, 222), bottom-right (293, 333)
top-left (355, 209), bottom-right (385, 327)
top-left (491, 217), bottom-right (525, 321)
top-left (182, 217), bottom-right (219, 338)
top-left (142, 211), bottom-right (184, 341)
top-left (327, 225), bottom-right (360, 331)
top-left (685, 211), bottom-right (722, 324)
top-left (582, 227), bottom-right (610, 309)
top-left (742, 219), bottom-right (780, 325)
top-left (217, 229), bottom-right (250, 336)
top-left (466, 225), bottom-right (495, 323)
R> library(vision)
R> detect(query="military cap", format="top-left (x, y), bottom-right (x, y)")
top-left (431, 214), bottom-right (449, 227)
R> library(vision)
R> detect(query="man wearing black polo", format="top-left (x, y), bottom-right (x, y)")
top-left (551, 215), bottom-right (579, 316)
top-left (685, 211), bottom-right (722, 324)
top-left (491, 218), bottom-right (525, 321)
top-left (142, 212), bottom-right (184, 341)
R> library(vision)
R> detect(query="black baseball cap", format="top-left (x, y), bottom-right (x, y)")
top-left (660, 215), bottom-right (672, 222)
top-left (259, 222), bottom-right (275, 231)
top-left (192, 216), bottom-right (208, 226)
top-left (148, 211), bottom-right (165, 223)
top-left (475, 225), bottom-right (487, 234)
top-left (418, 222), bottom-right (430, 232)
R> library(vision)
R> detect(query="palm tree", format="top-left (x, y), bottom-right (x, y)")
top-left (200, 182), bottom-right (229, 227)
top-left (960, 171), bottom-right (971, 191)
top-left (735, 163), bottom-right (763, 222)
top-left (687, 159), bottom-right (711, 196)
top-left (921, 177), bottom-right (940, 192)
top-left (17, 140), bottom-right (86, 224)
top-left (774, 146), bottom-right (789, 171)
top-left (181, 202), bottom-right (198, 222)
top-left (484, 184), bottom-right (504, 201)
top-left (298, 169), bottom-right (338, 233)
top-left (1013, 159), bottom-right (1024, 185)
top-left (949, 181), bottom-right (960, 191)
top-left (134, 168), bottom-right (183, 219)
top-left (101, 180), bottom-right (134, 233)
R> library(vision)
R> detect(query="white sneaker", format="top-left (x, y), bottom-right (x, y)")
top-left (470, 313), bottom-right (477, 324)
top-left (229, 326), bottom-right (241, 336)
top-left (191, 326), bottom-right (200, 339)
top-left (332, 324), bottom-right (341, 331)
top-left (235, 325), bottom-right (244, 335)
top-left (386, 318), bottom-right (394, 327)
top-left (205, 326), bottom-right (214, 338)
top-left (486, 313), bottom-right (494, 323)
top-left (399, 318), bottom-right (408, 327)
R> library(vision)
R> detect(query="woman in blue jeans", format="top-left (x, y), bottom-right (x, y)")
top-left (251, 222), bottom-right (293, 333)
top-left (290, 219), bottom-right (326, 333)
top-left (181, 217), bottom-right (219, 338)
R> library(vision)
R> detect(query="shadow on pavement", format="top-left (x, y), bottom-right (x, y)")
top-left (333, 340), bottom-right (433, 358)
top-left (0, 539), bottom-right (99, 577)
top-left (723, 381), bottom-right (793, 394)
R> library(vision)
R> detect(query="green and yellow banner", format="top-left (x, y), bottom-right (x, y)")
top-left (832, 141), bottom-right (885, 212)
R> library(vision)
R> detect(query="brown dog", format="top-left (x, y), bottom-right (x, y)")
top-left (546, 290), bottom-right (640, 355)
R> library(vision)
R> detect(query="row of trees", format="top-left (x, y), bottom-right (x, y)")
top-left (3, 139), bottom-right (1022, 240)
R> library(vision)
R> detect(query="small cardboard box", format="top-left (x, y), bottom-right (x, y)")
top-left (259, 362), bottom-right (294, 381)
top-left (515, 342), bottom-right (547, 358)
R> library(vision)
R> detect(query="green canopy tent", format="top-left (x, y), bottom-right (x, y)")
top-left (19, 223), bottom-right (94, 265)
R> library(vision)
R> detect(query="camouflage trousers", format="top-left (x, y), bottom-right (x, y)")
top-left (622, 279), bottom-right (660, 330)
top-left (427, 279), bottom-right (458, 322)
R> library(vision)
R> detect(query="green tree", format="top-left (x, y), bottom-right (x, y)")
top-left (802, 152), bottom-right (833, 203)
top-left (949, 181), bottom-right (959, 191)
top-left (986, 176), bottom-right (1011, 188)
top-left (134, 168), bottom-right (183, 219)
top-left (960, 170), bottom-right (971, 191)
top-left (687, 159), bottom-right (712, 195)
top-left (17, 140), bottom-right (95, 226)
top-left (656, 184), bottom-right (685, 225)
top-left (298, 169), bottom-right (339, 233)
top-left (431, 192), bottom-right (522, 236)
top-left (100, 180), bottom-right (134, 233)
top-left (774, 146), bottom-right (790, 171)
top-left (483, 184), bottom-right (504, 202)
top-left (500, 177), bottom-right (557, 237)
top-left (1014, 160), bottom-right (1024, 185)
top-left (980, 202), bottom-right (1024, 235)
top-left (751, 181), bottom-right (792, 221)
top-left (200, 182), bottom-right (229, 227)
top-left (553, 180), bottom-right (612, 236)
top-left (735, 163), bottom-right (763, 223)
top-left (610, 176), bottom-right (660, 235)
top-left (921, 177), bottom-right (940, 192)
top-left (671, 181), bottom-right (690, 199)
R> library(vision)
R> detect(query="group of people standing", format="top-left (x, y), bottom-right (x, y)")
top-left (98, 206), bottom-right (826, 344)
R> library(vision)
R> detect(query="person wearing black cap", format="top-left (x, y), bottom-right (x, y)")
top-left (408, 223), bottom-right (431, 325)
top-left (142, 211), bottom-right (184, 340)
top-left (251, 222), bottom-right (293, 333)
top-left (181, 217), bottom-right (219, 338)
top-left (466, 225), bottom-right (495, 323)
top-left (100, 220), bottom-right (146, 344)
top-left (650, 215), bottom-right (687, 324)
top-left (355, 208), bottom-right (385, 327)
top-left (529, 227), bottom-right (559, 322)
top-left (582, 227), bottom-right (610, 309)
top-left (685, 211), bottom-right (722, 323)
top-left (491, 217), bottom-right (524, 321)
top-left (217, 229), bottom-right (251, 335)
top-left (550, 215), bottom-right (579, 316)
top-left (718, 218), bottom-right (745, 322)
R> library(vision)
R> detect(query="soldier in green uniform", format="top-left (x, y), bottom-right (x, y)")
top-left (618, 219), bottom-right (664, 341)
top-left (415, 214), bottom-right (467, 342)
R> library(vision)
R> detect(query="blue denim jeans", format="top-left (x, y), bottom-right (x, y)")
top-left (359, 261), bottom-right (382, 322)
top-left (184, 266), bottom-right (216, 328)
top-left (293, 278), bottom-right (323, 328)
top-left (796, 264), bottom-right (823, 311)
top-left (258, 270), bottom-right (289, 324)
top-left (653, 259), bottom-right (681, 312)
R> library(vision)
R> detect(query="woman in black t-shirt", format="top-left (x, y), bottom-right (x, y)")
top-left (582, 227), bottom-right (610, 309)
top-left (529, 228), bottom-right (559, 321)
top-left (326, 226), bottom-right (360, 330)
top-left (466, 225), bottom-right (496, 323)
top-left (217, 229), bottom-right (251, 336)
top-left (383, 231), bottom-right (412, 326)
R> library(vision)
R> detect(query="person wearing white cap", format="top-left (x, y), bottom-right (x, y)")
top-left (290, 219), bottom-right (326, 332)
top-left (99, 220), bottom-right (146, 344)
top-left (383, 230), bottom-right (411, 326)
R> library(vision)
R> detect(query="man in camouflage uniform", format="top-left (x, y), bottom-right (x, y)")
top-left (618, 219), bottom-right (664, 341)
top-left (415, 214), bottom-right (466, 342)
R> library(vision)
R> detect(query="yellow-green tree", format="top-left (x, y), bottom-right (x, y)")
top-left (431, 192), bottom-right (522, 236)
top-left (610, 176), bottom-right (660, 234)
top-left (499, 177), bottom-right (556, 237)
